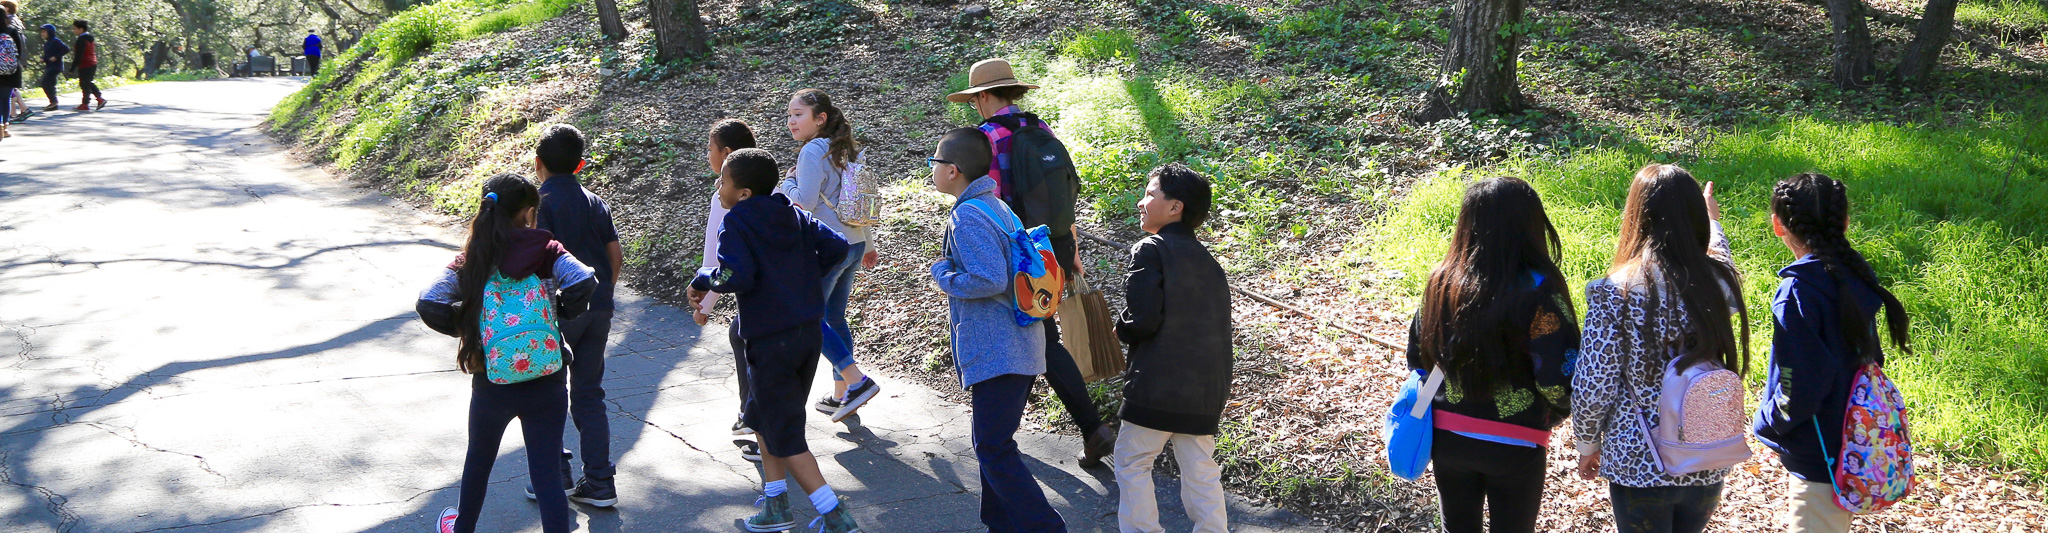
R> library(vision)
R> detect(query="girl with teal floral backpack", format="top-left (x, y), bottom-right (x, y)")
top-left (1754, 172), bottom-right (1915, 533)
top-left (416, 173), bottom-right (598, 533)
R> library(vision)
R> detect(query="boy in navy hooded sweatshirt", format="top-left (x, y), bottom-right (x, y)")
top-left (687, 148), bottom-right (861, 533)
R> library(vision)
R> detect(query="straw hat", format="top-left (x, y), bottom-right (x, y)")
top-left (946, 58), bottom-right (1041, 103)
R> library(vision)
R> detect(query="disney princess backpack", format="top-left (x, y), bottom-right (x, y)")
top-left (1814, 362), bottom-right (1914, 513)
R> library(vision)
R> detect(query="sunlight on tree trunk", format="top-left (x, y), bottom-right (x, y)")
top-left (1416, 0), bottom-right (1527, 122)
top-left (595, 0), bottom-right (627, 41)
top-left (648, 0), bottom-right (711, 62)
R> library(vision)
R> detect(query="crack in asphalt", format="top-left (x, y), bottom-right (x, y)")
top-left (125, 486), bottom-right (443, 532)
top-left (604, 397), bottom-right (760, 483)
top-left (81, 421), bottom-right (228, 480)
top-left (0, 450), bottom-right (81, 532)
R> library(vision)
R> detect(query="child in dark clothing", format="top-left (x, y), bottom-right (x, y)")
top-left (1405, 177), bottom-right (1578, 533)
top-left (36, 24), bottom-right (64, 112)
top-left (695, 119), bottom-right (765, 463)
top-left (687, 148), bottom-right (860, 533)
top-left (68, 20), bottom-right (102, 111)
top-left (528, 124), bottom-right (623, 507)
top-left (417, 173), bottom-right (598, 533)
top-left (1754, 172), bottom-right (1913, 533)
top-left (1113, 163), bottom-right (1233, 533)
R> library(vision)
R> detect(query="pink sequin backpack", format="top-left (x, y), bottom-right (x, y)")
top-left (1636, 356), bottom-right (1752, 475)
top-left (1815, 362), bottom-right (1914, 513)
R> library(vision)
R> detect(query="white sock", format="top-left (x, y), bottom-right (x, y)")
top-left (763, 480), bottom-right (786, 498)
top-left (809, 485), bottom-right (838, 515)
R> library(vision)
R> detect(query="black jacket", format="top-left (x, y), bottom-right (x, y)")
top-left (1404, 272), bottom-right (1579, 437)
top-left (1117, 223), bottom-right (1233, 435)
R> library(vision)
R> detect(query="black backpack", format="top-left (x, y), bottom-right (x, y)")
top-left (986, 113), bottom-right (1080, 271)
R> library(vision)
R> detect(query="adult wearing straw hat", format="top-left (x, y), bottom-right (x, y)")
top-left (949, 58), bottom-right (1118, 470)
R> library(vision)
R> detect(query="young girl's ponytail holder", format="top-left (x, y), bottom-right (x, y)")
top-left (484, 192), bottom-right (499, 203)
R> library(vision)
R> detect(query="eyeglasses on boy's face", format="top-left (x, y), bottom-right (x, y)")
top-left (926, 157), bottom-right (954, 170)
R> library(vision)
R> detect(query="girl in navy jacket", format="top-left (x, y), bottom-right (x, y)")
top-left (1753, 172), bottom-right (1913, 533)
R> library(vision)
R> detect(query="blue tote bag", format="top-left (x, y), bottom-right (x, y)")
top-left (1385, 365), bottom-right (1445, 480)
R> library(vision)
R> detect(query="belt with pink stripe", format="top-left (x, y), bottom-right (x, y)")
top-left (1433, 411), bottom-right (1553, 447)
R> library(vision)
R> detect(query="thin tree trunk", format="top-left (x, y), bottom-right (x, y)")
top-left (1894, 0), bottom-right (1960, 88)
top-left (594, 0), bottom-right (627, 41)
top-left (1823, 0), bottom-right (1878, 89)
top-left (648, 0), bottom-right (711, 61)
top-left (1416, 0), bottom-right (1527, 122)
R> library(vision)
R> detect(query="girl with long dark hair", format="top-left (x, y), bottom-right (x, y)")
top-left (1571, 164), bottom-right (1748, 533)
top-left (1406, 177), bottom-right (1578, 533)
top-left (784, 88), bottom-right (883, 421)
top-left (416, 173), bottom-right (597, 533)
top-left (1754, 173), bottom-right (1912, 533)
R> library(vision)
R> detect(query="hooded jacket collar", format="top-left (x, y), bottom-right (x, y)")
top-left (728, 193), bottom-right (804, 250)
top-left (1778, 254), bottom-right (1842, 300)
top-left (953, 176), bottom-right (999, 208)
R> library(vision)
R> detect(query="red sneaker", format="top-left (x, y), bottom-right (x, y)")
top-left (95, 97), bottom-right (106, 110)
top-left (74, 103), bottom-right (89, 111)
top-left (435, 507), bottom-right (458, 533)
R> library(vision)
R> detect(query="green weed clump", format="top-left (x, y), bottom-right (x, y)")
top-left (1958, 0), bottom-right (2048, 34)
top-left (1369, 108), bottom-right (2048, 477)
top-left (1059, 28), bottom-right (1139, 62)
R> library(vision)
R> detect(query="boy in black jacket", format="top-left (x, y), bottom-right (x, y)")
top-left (1113, 163), bottom-right (1233, 533)
top-left (686, 148), bottom-right (861, 533)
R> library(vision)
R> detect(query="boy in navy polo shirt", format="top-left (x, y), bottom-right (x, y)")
top-left (529, 124), bottom-right (623, 507)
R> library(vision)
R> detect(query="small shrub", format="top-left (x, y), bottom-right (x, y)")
top-left (1059, 28), bottom-right (1138, 62)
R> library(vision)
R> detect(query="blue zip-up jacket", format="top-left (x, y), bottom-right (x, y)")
top-left (304, 33), bottom-right (322, 57)
top-left (39, 25), bottom-right (66, 71)
top-left (692, 193), bottom-right (848, 340)
top-left (1753, 255), bottom-right (1887, 482)
top-left (932, 176), bottom-right (1045, 389)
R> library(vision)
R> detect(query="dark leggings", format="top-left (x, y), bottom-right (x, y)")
top-left (39, 69), bottom-right (58, 104)
top-left (456, 376), bottom-right (570, 533)
top-left (1609, 482), bottom-right (1724, 533)
top-left (1431, 430), bottom-right (1546, 533)
top-left (77, 66), bottom-right (100, 99)
top-left (1040, 319), bottom-right (1102, 435)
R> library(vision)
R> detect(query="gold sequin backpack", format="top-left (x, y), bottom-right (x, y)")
top-left (818, 150), bottom-right (881, 227)
top-left (1636, 356), bottom-right (1752, 475)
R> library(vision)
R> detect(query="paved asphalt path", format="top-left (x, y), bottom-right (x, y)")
top-left (0, 78), bottom-right (1325, 532)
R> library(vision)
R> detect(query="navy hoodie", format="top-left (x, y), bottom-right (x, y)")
top-left (1752, 255), bottom-right (1888, 482)
top-left (39, 24), bottom-right (66, 70)
top-left (692, 193), bottom-right (848, 340)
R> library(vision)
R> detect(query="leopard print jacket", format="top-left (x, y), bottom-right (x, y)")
top-left (1572, 221), bottom-right (1735, 488)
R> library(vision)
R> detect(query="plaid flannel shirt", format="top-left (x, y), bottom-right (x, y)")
top-left (976, 106), bottom-right (1057, 203)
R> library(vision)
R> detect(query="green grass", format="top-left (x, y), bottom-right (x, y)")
top-left (1958, 0), bottom-right (2048, 34)
top-left (1059, 28), bottom-right (1139, 62)
top-left (1367, 107), bottom-right (2048, 477)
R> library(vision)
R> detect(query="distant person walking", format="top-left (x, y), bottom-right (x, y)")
top-left (303, 30), bottom-right (321, 75)
top-left (35, 23), bottom-right (62, 111)
top-left (69, 20), bottom-right (102, 111)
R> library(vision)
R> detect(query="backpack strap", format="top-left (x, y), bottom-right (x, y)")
top-left (962, 198), bottom-right (1021, 235)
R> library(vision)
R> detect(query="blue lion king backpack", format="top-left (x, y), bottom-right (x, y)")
top-left (962, 198), bottom-right (1064, 326)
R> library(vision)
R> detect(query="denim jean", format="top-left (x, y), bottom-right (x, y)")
top-left (819, 241), bottom-right (865, 380)
top-left (971, 373), bottom-right (1067, 533)
top-left (1609, 482), bottom-right (1724, 533)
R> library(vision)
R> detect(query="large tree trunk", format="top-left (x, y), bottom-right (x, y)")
top-left (1823, 0), bottom-right (1878, 89)
top-left (1415, 0), bottom-right (1528, 122)
top-left (1893, 0), bottom-right (1960, 89)
top-left (648, 0), bottom-right (711, 61)
top-left (594, 0), bottom-right (627, 41)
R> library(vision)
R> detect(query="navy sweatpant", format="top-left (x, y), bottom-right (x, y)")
top-left (455, 375), bottom-right (570, 533)
top-left (563, 309), bottom-right (614, 478)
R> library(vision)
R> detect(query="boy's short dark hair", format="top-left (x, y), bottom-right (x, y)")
top-left (936, 128), bottom-right (992, 180)
top-left (536, 124), bottom-right (585, 175)
top-left (985, 86), bottom-right (1030, 102)
top-left (709, 118), bottom-right (756, 151)
top-left (1151, 163), bottom-right (1212, 229)
top-left (723, 148), bottom-right (779, 196)
top-left (72, 20), bottom-right (88, 31)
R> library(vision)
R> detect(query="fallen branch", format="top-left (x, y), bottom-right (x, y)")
top-left (1076, 230), bottom-right (1409, 355)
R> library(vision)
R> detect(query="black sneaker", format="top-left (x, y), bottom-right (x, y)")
top-left (524, 449), bottom-right (575, 500)
top-left (735, 439), bottom-right (762, 462)
top-left (732, 414), bottom-right (754, 436)
top-left (830, 379), bottom-right (881, 423)
top-left (569, 476), bottom-right (618, 507)
top-left (813, 394), bottom-right (843, 416)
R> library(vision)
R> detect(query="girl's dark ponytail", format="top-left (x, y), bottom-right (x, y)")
top-left (794, 88), bottom-right (858, 171)
top-left (1772, 173), bottom-right (1912, 365)
top-left (454, 174), bottom-right (541, 373)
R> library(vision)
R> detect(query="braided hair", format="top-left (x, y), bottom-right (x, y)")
top-left (1771, 173), bottom-right (1912, 365)
top-left (455, 173), bottom-right (541, 373)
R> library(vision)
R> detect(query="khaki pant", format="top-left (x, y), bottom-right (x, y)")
top-left (1785, 477), bottom-right (1852, 533)
top-left (1114, 421), bottom-right (1227, 533)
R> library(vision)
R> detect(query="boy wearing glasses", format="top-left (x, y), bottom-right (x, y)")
top-left (928, 127), bottom-right (1065, 532)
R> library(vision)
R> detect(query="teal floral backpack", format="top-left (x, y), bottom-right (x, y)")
top-left (478, 271), bottom-right (564, 384)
